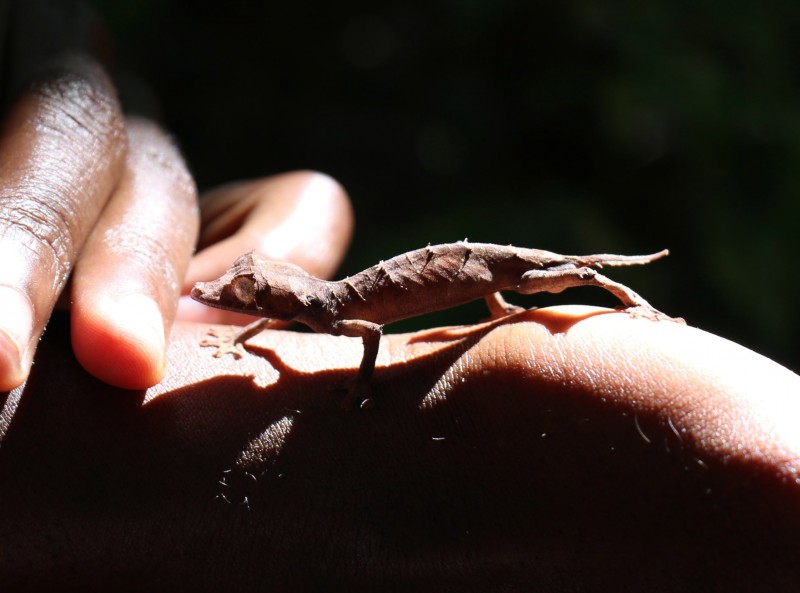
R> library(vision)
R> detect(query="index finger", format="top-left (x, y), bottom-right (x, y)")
top-left (0, 54), bottom-right (126, 390)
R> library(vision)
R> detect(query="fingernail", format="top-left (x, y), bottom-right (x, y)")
top-left (0, 285), bottom-right (34, 391)
top-left (107, 293), bottom-right (166, 356)
top-left (89, 292), bottom-right (167, 388)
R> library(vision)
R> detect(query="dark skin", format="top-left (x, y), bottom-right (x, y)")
top-left (0, 1), bottom-right (353, 391)
top-left (1, 303), bottom-right (799, 591)
top-left (1, 2), bottom-right (799, 590)
top-left (0, 0), bottom-right (197, 391)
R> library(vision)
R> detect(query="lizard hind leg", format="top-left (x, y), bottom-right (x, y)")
top-left (330, 319), bottom-right (384, 409)
top-left (518, 267), bottom-right (655, 309)
top-left (484, 292), bottom-right (527, 319)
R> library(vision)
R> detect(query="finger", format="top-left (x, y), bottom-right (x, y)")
top-left (70, 118), bottom-right (199, 389)
top-left (191, 171), bottom-right (353, 280)
top-left (0, 55), bottom-right (126, 391)
top-left (177, 171), bottom-right (353, 324)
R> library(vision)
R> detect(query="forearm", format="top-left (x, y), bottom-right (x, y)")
top-left (1, 308), bottom-right (798, 590)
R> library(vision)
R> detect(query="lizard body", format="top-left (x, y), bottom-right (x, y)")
top-left (191, 242), bottom-right (670, 406)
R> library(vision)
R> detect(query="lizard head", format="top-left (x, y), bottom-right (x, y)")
top-left (190, 251), bottom-right (314, 320)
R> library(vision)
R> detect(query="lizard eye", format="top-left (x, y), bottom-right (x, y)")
top-left (231, 275), bottom-right (257, 305)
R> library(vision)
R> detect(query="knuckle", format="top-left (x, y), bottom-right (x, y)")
top-left (140, 141), bottom-right (197, 206)
top-left (29, 56), bottom-right (125, 155)
top-left (0, 58), bottom-right (128, 295)
top-left (101, 226), bottom-right (182, 295)
top-left (127, 118), bottom-right (197, 207)
top-left (0, 196), bottom-right (75, 284)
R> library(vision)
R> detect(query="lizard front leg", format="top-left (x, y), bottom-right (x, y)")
top-left (330, 319), bottom-right (383, 409)
top-left (200, 318), bottom-right (275, 359)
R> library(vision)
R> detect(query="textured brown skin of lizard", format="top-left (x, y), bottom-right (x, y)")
top-left (191, 242), bottom-right (670, 407)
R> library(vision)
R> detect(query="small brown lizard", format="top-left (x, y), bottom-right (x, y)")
top-left (191, 242), bottom-right (671, 406)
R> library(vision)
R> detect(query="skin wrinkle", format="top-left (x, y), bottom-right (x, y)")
top-left (126, 132), bottom-right (196, 210)
top-left (581, 316), bottom-right (800, 477)
top-left (33, 111), bottom-right (99, 150)
top-left (100, 225), bottom-right (179, 282)
top-left (495, 317), bottom-right (743, 473)
top-left (576, 326), bottom-right (662, 405)
top-left (0, 229), bottom-right (51, 322)
top-left (585, 328), bottom-right (724, 455)
top-left (0, 66), bottom-right (124, 299)
top-left (505, 317), bottom-right (800, 494)
top-left (234, 415), bottom-right (295, 472)
top-left (420, 360), bottom-right (456, 409)
top-left (94, 120), bottom-right (196, 300)
top-left (31, 102), bottom-right (122, 182)
top-left (479, 328), bottom-right (515, 378)
top-left (513, 328), bottom-right (568, 387)
top-left (0, 185), bottom-right (76, 262)
top-left (657, 357), bottom-right (765, 468)
top-left (421, 331), bottom-right (496, 409)
top-left (31, 63), bottom-right (120, 134)
top-left (0, 204), bottom-right (63, 260)
top-left (0, 212), bottom-right (68, 300)
top-left (131, 127), bottom-right (195, 197)
top-left (100, 225), bottom-right (181, 296)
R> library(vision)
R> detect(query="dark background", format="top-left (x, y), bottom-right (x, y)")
top-left (89, 0), bottom-right (799, 372)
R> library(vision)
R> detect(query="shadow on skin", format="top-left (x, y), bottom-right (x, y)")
top-left (0, 312), bottom-right (798, 590)
top-left (403, 306), bottom-right (619, 348)
top-left (187, 306), bottom-right (628, 412)
top-left (196, 310), bottom-right (514, 411)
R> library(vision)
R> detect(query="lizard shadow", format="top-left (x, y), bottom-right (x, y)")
top-left (173, 315), bottom-right (512, 423)
top-left (226, 306), bottom-right (619, 411)
top-left (403, 305), bottom-right (617, 346)
top-left (93, 307), bottom-right (635, 508)
top-left (125, 305), bottom-right (726, 534)
top-left (125, 313), bottom-right (540, 511)
top-left (241, 334), bottom-right (477, 412)
top-left (153, 311), bottom-right (511, 404)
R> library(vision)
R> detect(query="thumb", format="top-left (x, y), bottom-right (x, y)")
top-left (178, 171), bottom-right (353, 325)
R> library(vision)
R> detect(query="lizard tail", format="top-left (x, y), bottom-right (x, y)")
top-left (568, 249), bottom-right (670, 268)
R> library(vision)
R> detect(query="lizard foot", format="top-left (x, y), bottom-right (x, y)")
top-left (335, 379), bottom-right (374, 411)
top-left (619, 305), bottom-right (686, 324)
top-left (200, 328), bottom-right (249, 359)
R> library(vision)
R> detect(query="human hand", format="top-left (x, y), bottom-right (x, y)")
top-left (2, 306), bottom-right (797, 589)
top-left (0, 2), bottom-right (353, 392)
top-left (0, 24), bottom-right (125, 390)
top-left (0, 108), bottom-right (351, 392)
top-left (0, 67), bottom-right (203, 391)
top-left (73, 168), bottom-right (352, 389)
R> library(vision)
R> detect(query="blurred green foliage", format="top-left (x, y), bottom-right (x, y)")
top-left (90, 0), bottom-right (800, 370)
